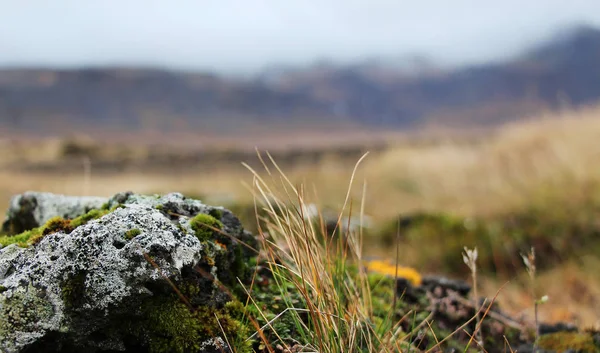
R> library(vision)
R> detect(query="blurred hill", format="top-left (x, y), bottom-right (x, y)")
top-left (1, 25), bottom-right (600, 136)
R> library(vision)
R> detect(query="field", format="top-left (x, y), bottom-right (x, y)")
top-left (1, 105), bottom-right (600, 330)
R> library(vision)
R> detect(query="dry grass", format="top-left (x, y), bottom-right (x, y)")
top-left (481, 255), bottom-right (600, 329)
top-left (241, 153), bottom-right (384, 352)
top-left (240, 152), bottom-right (500, 352)
top-left (356, 105), bottom-right (600, 219)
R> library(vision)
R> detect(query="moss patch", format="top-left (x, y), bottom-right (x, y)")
top-left (208, 208), bottom-right (223, 220)
top-left (36, 216), bottom-right (73, 241)
top-left (70, 209), bottom-right (109, 228)
top-left (125, 228), bottom-right (142, 240)
top-left (190, 213), bottom-right (223, 241)
top-left (0, 228), bottom-right (40, 247)
top-left (0, 285), bottom-right (55, 347)
top-left (0, 206), bottom-right (120, 248)
top-left (61, 272), bottom-right (88, 310)
top-left (241, 262), bottom-right (311, 349)
top-left (124, 292), bottom-right (252, 353)
top-left (538, 331), bottom-right (600, 352)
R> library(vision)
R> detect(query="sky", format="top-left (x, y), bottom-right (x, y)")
top-left (2, 0), bottom-right (600, 75)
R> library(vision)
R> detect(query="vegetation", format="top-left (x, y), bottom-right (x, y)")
top-left (190, 213), bottom-right (224, 241)
top-left (130, 294), bottom-right (252, 353)
top-left (224, 152), bottom-right (598, 352)
top-left (0, 205), bottom-right (121, 247)
top-left (125, 228), bottom-right (142, 239)
top-left (537, 331), bottom-right (600, 352)
top-left (1, 105), bottom-right (600, 349)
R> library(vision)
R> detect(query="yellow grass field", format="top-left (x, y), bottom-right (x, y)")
top-left (1, 104), bottom-right (600, 329)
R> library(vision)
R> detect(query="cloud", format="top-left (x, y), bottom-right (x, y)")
top-left (1, 0), bottom-right (600, 74)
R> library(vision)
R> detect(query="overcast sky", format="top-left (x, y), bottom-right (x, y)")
top-left (2, 0), bottom-right (600, 75)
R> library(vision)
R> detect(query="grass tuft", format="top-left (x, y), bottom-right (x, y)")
top-left (239, 150), bottom-right (460, 353)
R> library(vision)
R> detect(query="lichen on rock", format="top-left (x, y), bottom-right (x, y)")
top-left (1, 191), bottom-right (108, 235)
top-left (0, 191), bottom-right (258, 353)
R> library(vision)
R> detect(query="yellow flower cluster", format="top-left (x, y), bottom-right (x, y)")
top-left (364, 259), bottom-right (422, 286)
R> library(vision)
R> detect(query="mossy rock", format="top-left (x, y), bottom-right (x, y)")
top-left (121, 292), bottom-right (253, 353)
top-left (1, 192), bottom-right (107, 235)
top-left (0, 285), bottom-right (56, 349)
top-left (125, 228), bottom-right (142, 239)
top-left (0, 192), bottom-right (262, 352)
top-left (538, 331), bottom-right (600, 353)
top-left (190, 213), bottom-right (224, 241)
top-left (0, 207), bottom-right (115, 248)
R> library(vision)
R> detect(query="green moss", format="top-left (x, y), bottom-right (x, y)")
top-left (155, 204), bottom-right (164, 211)
top-left (0, 215), bottom-right (73, 247)
top-left (208, 208), bottom-right (223, 220)
top-left (140, 299), bottom-right (205, 353)
top-left (19, 216), bottom-right (73, 245)
top-left (196, 304), bottom-right (252, 353)
top-left (42, 216), bottom-right (73, 234)
top-left (0, 285), bottom-right (55, 346)
top-left (0, 286), bottom-right (6, 294)
top-left (0, 206), bottom-right (117, 248)
top-left (70, 209), bottom-right (109, 228)
top-left (190, 213), bottom-right (223, 241)
top-left (367, 272), bottom-right (401, 321)
top-left (61, 272), bottom-right (87, 310)
top-left (130, 293), bottom-right (253, 353)
top-left (71, 204), bottom-right (126, 228)
top-left (231, 244), bottom-right (247, 281)
top-left (538, 331), bottom-right (599, 352)
top-left (242, 268), bottom-right (307, 348)
top-left (125, 228), bottom-right (142, 240)
top-left (0, 228), bottom-right (39, 247)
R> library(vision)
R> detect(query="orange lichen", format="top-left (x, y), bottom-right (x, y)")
top-left (214, 240), bottom-right (228, 250)
top-left (365, 259), bottom-right (422, 286)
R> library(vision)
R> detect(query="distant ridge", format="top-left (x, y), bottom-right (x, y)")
top-left (1, 24), bottom-right (600, 136)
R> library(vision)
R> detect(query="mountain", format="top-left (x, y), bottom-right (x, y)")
top-left (1, 25), bottom-right (600, 136)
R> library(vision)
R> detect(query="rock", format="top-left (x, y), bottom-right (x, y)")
top-left (1, 191), bottom-right (108, 235)
top-left (0, 191), bottom-right (257, 353)
top-left (395, 277), bottom-right (422, 303)
top-left (593, 331), bottom-right (600, 347)
top-left (513, 344), bottom-right (554, 353)
top-left (539, 322), bottom-right (579, 335)
top-left (420, 275), bottom-right (472, 297)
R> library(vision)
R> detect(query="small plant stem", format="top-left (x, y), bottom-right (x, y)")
top-left (472, 268), bottom-right (484, 350)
